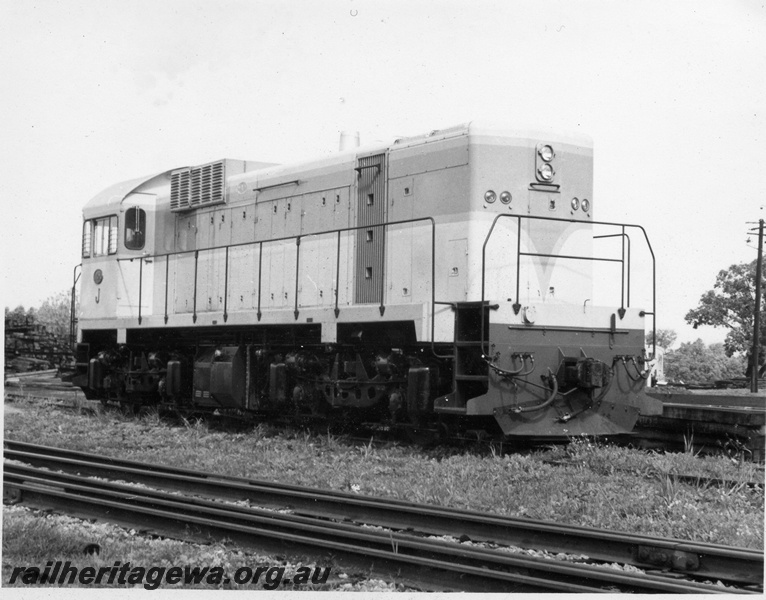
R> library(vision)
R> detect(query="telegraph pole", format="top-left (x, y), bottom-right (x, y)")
top-left (752, 219), bottom-right (764, 393)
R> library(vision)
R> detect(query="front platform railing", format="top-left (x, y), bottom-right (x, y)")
top-left (480, 214), bottom-right (656, 358)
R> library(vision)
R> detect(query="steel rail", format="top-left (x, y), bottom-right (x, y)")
top-left (4, 440), bottom-right (761, 587)
top-left (3, 463), bottom-right (742, 594)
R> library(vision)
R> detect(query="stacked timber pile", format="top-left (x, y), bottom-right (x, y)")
top-left (4, 369), bottom-right (82, 395)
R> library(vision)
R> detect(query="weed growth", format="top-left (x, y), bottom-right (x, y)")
top-left (3, 399), bottom-right (763, 550)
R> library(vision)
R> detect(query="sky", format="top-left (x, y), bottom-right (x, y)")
top-left (1, 0), bottom-right (764, 348)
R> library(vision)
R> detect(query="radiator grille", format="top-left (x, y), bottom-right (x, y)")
top-left (171, 161), bottom-right (226, 211)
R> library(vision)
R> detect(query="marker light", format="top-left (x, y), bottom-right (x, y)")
top-left (570, 197), bottom-right (580, 211)
top-left (500, 191), bottom-right (512, 204)
top-left (581, 198), bottom-right (590, 212)
top-left (484, 190), bottom-right (497, 203)
top-left (537, 164), bottom-right (555, 181)
top-left (538, 145), bottom-right (554, 161)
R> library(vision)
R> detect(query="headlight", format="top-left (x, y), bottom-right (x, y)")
top-left (581, 198), bottom-right (590, 212)
top-left (538, 145), bottom-right (554, 162)
top-left (537, 164), bottom-right (555, 181)
top-left (484, 190), bottom-right (496, 203)
top-left (500, 191), bottom-right (512, 204)
top-left (570, 197), bottom-right (580, 211)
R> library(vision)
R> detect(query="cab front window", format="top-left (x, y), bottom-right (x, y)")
top-left (83, 216), bottom-right (117, 258)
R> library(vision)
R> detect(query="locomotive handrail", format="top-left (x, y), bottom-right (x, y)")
top-left (123, 216), bottom-right (438, 343)
top-left (69, 264), bottom-right (81, 351)
top-left (480, 214), bottom-right (656, 360)
top-left (593, 231), bottom-right (632, 309)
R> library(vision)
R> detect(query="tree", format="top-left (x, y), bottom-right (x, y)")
top-left (685, 259), bottom-right (765, 373)
top-left (36, 290), bottom-right (77, 339)
top-left (645, 328), bottom-right (677, 351)
top-left (664, 339), bottom-right (747, 383)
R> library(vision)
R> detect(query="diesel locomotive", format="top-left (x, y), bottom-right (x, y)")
top-left (72, 122), bottom-right (662, 439)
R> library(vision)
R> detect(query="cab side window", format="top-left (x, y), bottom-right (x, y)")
top-left (125, 207), bottom-right (146, 250)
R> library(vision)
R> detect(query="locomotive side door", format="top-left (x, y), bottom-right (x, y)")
top-left (354, 153), bottom-right (387, 304)
top-left (116, 193), bottom-right (156, 319)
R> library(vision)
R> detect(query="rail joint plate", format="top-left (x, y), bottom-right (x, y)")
top-left (637, 545), bottom-right (699, 571)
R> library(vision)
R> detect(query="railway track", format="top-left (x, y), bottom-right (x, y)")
top-left (4, 441), bottom-right (762, 593)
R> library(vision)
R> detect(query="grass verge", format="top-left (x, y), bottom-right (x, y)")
top-left (3, 395), bottom-right (764, 589)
